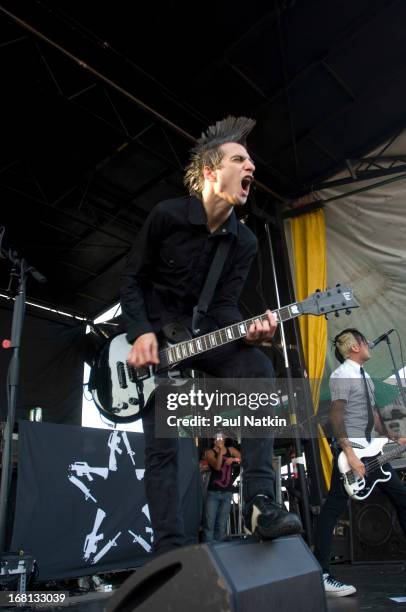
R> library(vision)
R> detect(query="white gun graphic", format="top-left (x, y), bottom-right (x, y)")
top-left (70, 462), bottom-right (109, 481)
top-left (108, 431), bottom-right (123, 471)
top-left (128, 530), bottom-right (152, 553)
top-left (83, 509), bottom-right (106, 561)
top-left (92, 531), bottom-right (121, 564)
top-left (142, 504), bottom-right (150, 522)
top-left (68, 475), bottom-right (97, 503)
top-left (121, 432), bottom-right (135, 466)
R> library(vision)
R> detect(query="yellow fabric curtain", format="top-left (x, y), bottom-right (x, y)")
top-left (290, 209), bottom-right (333, 488)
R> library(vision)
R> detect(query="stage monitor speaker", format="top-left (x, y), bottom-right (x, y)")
top-left (350, 485), bottom-right (406, 563)
top-left (106, 535), bottom-right (326, 612)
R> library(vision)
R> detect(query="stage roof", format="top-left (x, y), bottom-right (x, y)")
top-left (1, 0), bottom-right (406, 318)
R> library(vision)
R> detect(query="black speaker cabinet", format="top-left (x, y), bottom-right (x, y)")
top-left (350, 486), bottom-right (406, 563)
top-left (106, 535), bottom-right (326, 612)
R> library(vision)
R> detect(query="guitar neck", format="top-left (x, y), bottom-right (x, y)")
top-left (158, 303), bottom-right (302, 369)
top-left (378, 444), bottom-right (406, 466)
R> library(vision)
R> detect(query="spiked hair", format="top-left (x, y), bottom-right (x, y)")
top-left (184, 116), bottom-right (256, 197)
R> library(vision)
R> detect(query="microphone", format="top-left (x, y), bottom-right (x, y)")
top-left (28, 266), bottom-right (47, 284)
top-left (368, 329), bottom-right (394, 349)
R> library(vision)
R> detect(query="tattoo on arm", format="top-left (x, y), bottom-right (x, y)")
top-left (330, 400), bottom-right (351, 449)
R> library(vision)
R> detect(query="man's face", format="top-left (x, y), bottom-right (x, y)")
top-left (209, 142), bottom-right (255, 206)
top-left (357, 340), bottom-right (371, 362)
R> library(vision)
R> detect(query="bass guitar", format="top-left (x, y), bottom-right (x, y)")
top-left (89, 283), bottom-right (358, 423)
top-left (338, 438), bottom-right (406, 500)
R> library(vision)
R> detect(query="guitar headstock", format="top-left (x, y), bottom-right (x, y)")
top-left (299, 284), bottom-right (359, 318)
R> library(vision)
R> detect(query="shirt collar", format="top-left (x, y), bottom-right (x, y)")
top-left (188, 196), bottom-right (238, 237)
top-left (345, 359), bottom-right (363, 373)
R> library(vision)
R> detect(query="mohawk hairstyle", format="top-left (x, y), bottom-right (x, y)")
top-left (332, 328), bottom-right (368, 363)
top-left (184, 116), bottom-right (256, 197)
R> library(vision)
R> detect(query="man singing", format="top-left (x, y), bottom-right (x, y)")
top-left (121, 116), bottom-right (302, 554)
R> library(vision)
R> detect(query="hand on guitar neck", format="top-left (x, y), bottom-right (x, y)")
top-left (390, 436), bottom-right (406, 446)
top-left (244, 309), bottom-right (277, 346)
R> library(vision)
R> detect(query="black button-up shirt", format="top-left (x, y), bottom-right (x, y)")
top-left (120, 196), bottom-right (257, 342)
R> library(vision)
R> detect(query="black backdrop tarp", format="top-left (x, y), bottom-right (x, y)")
top-left (11, 421), bottom-right (202, 580)
top-left (0, 302), bottom-right (87, 425)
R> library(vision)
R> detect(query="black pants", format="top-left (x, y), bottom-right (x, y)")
top-left (314, 459), bottom-right (406, 573)
top-left (143, 342), bottom-right (275, 553)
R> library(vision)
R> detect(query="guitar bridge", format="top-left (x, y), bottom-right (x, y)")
top-left (135, 367), bottom-right (151, 381)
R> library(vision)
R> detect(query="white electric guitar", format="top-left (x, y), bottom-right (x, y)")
top-left (338, 438), bottom-right (406, 500)
top-left (89, 284), bottom-right (358, 423)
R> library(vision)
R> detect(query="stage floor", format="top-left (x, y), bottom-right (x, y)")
top-left (327, 563), bottom-right (406, 611)
top-left (7, 562), bottom-right (406, 611)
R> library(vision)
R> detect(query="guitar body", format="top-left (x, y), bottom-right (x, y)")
top-left (338, 438), bottom-right (392, 501)
top-left (89, 326), bottom-right (190, 423)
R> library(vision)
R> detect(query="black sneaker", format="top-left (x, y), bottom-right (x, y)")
top-left (244, 494), bottom-right (302, 540)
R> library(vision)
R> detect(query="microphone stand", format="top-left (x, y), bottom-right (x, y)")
top-left (383, 335), bottom-right (406, 410)
top-left (264, 222), bottom-right (314, 545)
top-left (0, 242), bottom-right (46, 553)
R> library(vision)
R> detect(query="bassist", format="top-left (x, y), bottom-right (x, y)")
top-left (314, 328), bottom-right (406, 597)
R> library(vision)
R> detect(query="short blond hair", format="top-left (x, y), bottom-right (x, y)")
top-left (333, 328), bottom-right (367, 363)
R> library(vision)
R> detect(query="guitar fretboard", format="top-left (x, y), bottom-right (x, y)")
top-left (377, 444), bottom-right (406, 466)
top-left (157, 304), bottom-right (302, 370)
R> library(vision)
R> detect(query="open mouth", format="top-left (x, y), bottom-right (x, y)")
top-left (241, 176), bottom-right (253, 194)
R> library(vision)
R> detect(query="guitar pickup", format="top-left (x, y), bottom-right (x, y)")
top-left (117, 362), bottom-right (128, 389)
top-left (127, 365), bottom-right (137, 383)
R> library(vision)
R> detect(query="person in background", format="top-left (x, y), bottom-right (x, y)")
top-left (314, 328), bottom-right (406, 598)
top-left (204, 433), bottom-right (240, 541)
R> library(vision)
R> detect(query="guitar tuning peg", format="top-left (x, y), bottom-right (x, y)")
top-left (345, 309), bottom-right (351, 315)
top-left (325, 314), bottom-right (329, 320)
top-left (316, 288), bottom-right (321, 293)
top-left (335, 311), bottom-right (340, 317)
top-left (336, 283), bottom-right (341, 287)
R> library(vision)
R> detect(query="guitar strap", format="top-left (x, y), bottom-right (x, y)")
top-left (192, 236), bottom-right (232, 335)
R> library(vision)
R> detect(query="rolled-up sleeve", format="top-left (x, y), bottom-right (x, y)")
top-left (329, 374), bottom-right (351, 402)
